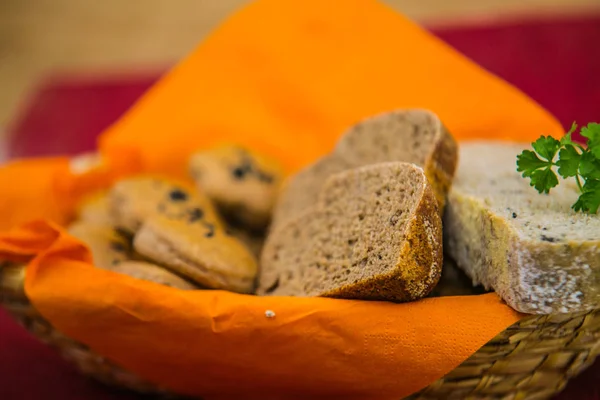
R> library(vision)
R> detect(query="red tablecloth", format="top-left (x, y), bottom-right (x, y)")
top-left (2, 14), bottom-right (599, 400)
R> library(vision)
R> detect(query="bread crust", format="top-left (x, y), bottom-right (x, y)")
top-left (269, 109), bottom-right (458, 234)
top-left (259, 162), bottom-right (442, 302)
top-left (444, 191), bottom-right (600, 314)
top-left (320, 179), bottom-right (442, 301)
top-left (424, 123), bottom-right (458, 210)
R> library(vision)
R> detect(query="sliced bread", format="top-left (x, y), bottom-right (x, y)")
top-left (444, 141), bottom-right (600, 314)
top-left (258, 162), bottom-right (442, 302)
top-left (269, 109), bottom-right (457, 232)
top-left (334, 108), bottom-right (457, 207)
top-left (270, 155), bottom-right (352, 231)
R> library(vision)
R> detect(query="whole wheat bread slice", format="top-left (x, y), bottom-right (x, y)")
top-left (270, 155), bottom-right (352, 231)
top-left (270, 109), bottom-right (457, 232)
top-left (258, 162), bottom-right (442, 302)
top-left (444, 141), bottom-right (600, 314)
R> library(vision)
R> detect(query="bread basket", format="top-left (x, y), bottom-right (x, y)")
top-left (2, 0), bottom-right (599, 398)
top-left (2, 261), bottom-right (599, 399)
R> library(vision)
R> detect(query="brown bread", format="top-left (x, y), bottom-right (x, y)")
top-left (258, 162), bottom-right (442, 302)
top-left (270, 109), bottom-right (457, 232)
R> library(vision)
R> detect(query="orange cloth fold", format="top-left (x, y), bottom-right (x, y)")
top-left (0, 0), bottom-right (563, 398)
top-left (1, 221), bottom-right (521, 400)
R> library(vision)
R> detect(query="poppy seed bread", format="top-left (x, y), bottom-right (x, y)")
top-left (258, 162), bottom-right (442, 302)
top-left (269, 109), bottom-right (457, 232)
top-left (444, 141), bottom-right (600, 314)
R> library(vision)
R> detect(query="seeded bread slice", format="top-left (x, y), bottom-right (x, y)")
top-left (269, 109), bottom-right (457, 232)
top-left (258, 162), bottom-right (442, 302)
top-left (444, 141), bottom-right (600, 314)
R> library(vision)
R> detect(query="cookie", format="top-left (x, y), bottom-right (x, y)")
top-left (67, 221), bottom-right (133, 269)
top-left (74, 191), bottom-right (116, 226)
top-left (109, 175), bottom-right (223, 234)
top-left (188, 144), bottom-right (284, 230)
top-left (133, 215), bottom-right (258, 293)
top-left (109, 261), bottom-right (199, 290)
top-left (225, 223), bottom-right (265, 259)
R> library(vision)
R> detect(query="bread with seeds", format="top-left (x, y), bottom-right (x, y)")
top-left (258, 162), bottom-right (442, 302)
top-left (444, 141), bottom-right (600, 314)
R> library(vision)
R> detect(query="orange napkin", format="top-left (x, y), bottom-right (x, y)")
top-left (0, 0), bottom-right (564, 399)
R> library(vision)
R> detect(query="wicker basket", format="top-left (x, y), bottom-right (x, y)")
top-left (1, 263), bottom-right (599, 400)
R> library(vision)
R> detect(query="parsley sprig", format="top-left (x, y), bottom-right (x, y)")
top-left (516, 122), bottom-right (600, 214)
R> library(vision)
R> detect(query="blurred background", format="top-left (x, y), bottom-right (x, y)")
top-left (1, 0), bottom-right (600, 131)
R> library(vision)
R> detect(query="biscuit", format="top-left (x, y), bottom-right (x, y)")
top-left (188, 145), bottom-right (284, 230)
top-left (109, 261), bottom-right (199, 290)
top-left (225, 223), bottom-right (265, 259)
top-left (109, 175), bottom-right (223, 234)
top-left (67, 221), bottom-right (133, 269)
top-left (74, 191), bottom-right (116, 226)
top-left (133, 215), bottom-right (258, 293)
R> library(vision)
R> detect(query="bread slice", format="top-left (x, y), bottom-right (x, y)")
top-left (258, 162), bottom-right (442, 302)
top-left (270, 155), bottom-right (352, 231)
top-left (269, 109), bottom-right (457, 232)
top-left (334, 109), bottom-right (457, 207)
top-left (444, 141), bottom-right (600, 314)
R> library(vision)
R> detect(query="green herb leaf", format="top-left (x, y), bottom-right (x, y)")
top-left (531, 135), bottom-right (561, 162)
top-left (556, 145), bottom-right (581, 178)
top-left (560, 122), bottom-right (578, 146)
top-left (518, 121), bottom-right (599, 213)
top-left (579, 151), bottom-right (600, 180)
top-left (572, 179), bottom-right (600, 214)
top-left (581, 123), bottom-right (600, 159)
top-left (530, 168), bottom-right (559, 194)
top-left (516, 150), bottom-right (548, 178)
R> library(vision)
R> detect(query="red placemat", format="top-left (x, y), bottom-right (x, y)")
top-left (2, 14), bottom-right (600, 400)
